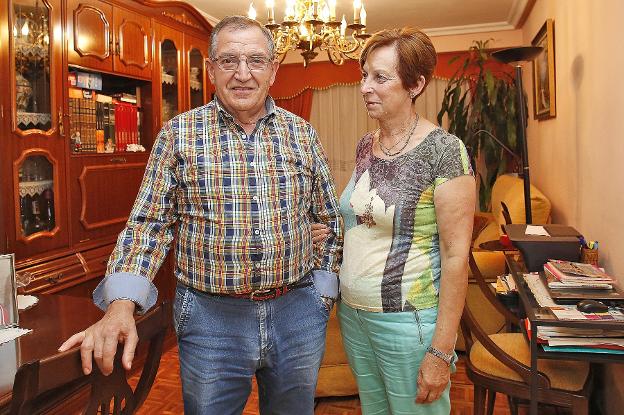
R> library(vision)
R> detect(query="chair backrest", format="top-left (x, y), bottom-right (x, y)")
top-left (10, 301), bottom-right (170, 415)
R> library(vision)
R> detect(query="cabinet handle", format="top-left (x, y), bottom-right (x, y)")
top-left (58, 109), bottom-right (64, 137)
top-left (115, 41), bottom-right (120, 56)
top-left (109, 157), bottom-right (127, 163)
top-left (47, 273), bottom-right (64, 284)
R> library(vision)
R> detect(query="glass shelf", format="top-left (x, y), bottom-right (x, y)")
top-left (12, 0), bottom-right (52, 133)
top-left (17, 155), bottom-right (56, 236)
top-left (161, 39), bottom-right (179, 123)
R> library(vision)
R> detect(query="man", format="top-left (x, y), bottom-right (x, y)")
top-left (59, 15), bottom-right (343, 414)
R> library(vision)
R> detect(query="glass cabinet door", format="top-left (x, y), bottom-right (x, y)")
top-left (161, 39), bottom-right (179, 123)
top-left (17, 154), bottom-right (57, 238)
top-left (188, 48), bottom-right (205, 110)
top-left (11, 0), bottom-right (54, 134)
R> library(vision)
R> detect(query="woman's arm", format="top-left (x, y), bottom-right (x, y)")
top-left (415, 174), bottom-right (475, 404)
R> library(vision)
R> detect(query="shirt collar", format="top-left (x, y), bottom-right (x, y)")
top-left (214, 96), bottom-right (277, 124)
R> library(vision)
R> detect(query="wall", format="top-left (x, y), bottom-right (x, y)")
top-left (522, 1), bottom-right (624, 413)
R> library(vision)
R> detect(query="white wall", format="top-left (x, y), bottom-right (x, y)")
top-left (523, 0), bottom-right (624, 283)
top-left (523, 1), bottom-right (624, 413)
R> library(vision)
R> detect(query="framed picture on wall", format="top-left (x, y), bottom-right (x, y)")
top-left (531, 19), bottom-right (556, 120)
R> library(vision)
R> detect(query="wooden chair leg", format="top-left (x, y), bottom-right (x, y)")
top-left (473, 385), bottom-right (486, 415)
top-left (507, 395), bottom-right (518, 415)
top-left (486, 390), bottom-right (496, 415)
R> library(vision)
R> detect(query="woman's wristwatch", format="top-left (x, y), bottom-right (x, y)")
top-left (426, 346), bottom-right (455, 367)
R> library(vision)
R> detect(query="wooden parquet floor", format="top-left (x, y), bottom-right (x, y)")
top-left (129, 345), bottom-right (565, 415)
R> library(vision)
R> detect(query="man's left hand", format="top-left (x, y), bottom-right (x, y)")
top-left (415, 352), bottom-right (451, 404)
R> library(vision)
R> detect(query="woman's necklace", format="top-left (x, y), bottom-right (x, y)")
top-left (376, 113), bottom-right (420, 157)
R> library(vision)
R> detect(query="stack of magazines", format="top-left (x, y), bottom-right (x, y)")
top-left (544, 259), bottom-right (615, 290)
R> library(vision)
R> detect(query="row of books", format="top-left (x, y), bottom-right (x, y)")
top-left (68, 89), bottom-right (141, 153)
top-left (544, 259), bottom-right (615, 290)
top-left (526, 319), bottom-right (624, 354)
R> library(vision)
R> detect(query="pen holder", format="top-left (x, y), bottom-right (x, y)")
top-left (581, 248), bottom-right (599, 266)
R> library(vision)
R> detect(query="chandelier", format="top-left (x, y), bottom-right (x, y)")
top-left (248, 0), bottom-right (370, 67)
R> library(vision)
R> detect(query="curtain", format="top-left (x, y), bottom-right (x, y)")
top-left (309, 78), bottom-right (449, 194)
top-left (274, 89), bottom-right (314, 120)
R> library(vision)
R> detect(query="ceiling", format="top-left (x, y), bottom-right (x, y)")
top-left (187, 0), bottom-right (532, 36)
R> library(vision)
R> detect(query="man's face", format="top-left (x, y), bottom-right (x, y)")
top-left (207, 26), bottom-right (279, 119)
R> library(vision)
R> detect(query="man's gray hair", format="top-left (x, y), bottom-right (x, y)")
top-left (209, 15), bottom-right (275, 60)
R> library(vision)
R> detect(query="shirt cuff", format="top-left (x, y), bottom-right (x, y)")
top-left (312, 270), bottom-right (339, 300)
top-left (92, 272), bottom-right (158, 314)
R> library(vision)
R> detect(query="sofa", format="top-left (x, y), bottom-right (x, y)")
top-left (316, 174), bottom-right (552, 394)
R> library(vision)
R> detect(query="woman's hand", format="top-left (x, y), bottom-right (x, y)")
top-left (415, 352), bottom-right (451, 404)
top-left (311, 223), bottom-right (331, 245)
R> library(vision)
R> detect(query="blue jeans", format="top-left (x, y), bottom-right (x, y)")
top-left (173, 281), bottom-right (330, 414)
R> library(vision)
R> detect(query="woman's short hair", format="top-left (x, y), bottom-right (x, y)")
top-left (209, 16), bottom-right (275, 60)
top-left (359, 27), bottom-right (437, 96)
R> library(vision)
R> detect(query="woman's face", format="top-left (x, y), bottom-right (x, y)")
top-left (360, 45), bottom-right (415, 120)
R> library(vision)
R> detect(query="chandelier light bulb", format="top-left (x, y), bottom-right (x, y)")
top-left (21, 20), bottom-right (29, 37)
top-left (44, 33), bottom-right (49, 44)
top-left (13, 25), bottom-right (18, 37)
top-left (321, 5), bottom-right (330, 22)
top-left (353, 0), bottom-right (362, 23)
top-left (329, 0), bottom-right (337, 20)
top-left (285, 0), bottom-right (295, 20)
top-left (340, 15), bottom-right (347, 37)
top-left (248, 3), bottom-right (257, 20)
top-left (265, 0), bottom-right (274, 7)
top-left (360, 5), bottom-right (366, 26)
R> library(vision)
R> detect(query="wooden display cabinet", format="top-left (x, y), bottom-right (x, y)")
top-left (0, 0), bottom-right (212, 299)
top-left (66, 0), bottom-right (152, 79)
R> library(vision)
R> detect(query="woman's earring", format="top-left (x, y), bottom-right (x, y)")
top-left (409, 91), bottom-right (416, 99)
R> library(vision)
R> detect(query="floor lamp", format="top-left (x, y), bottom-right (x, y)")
top-left (492, 46), bottom-right (542, 224)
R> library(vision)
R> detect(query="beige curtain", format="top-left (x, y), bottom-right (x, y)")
top-left (309, 78), bottom-right (449, 194)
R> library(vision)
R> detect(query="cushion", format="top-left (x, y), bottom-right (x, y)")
top-left (491, 174), bottom-right (552, 230)
top-left (469, 333), bottom-right (590, 392)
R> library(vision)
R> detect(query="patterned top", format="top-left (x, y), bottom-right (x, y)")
top-left (106, 97), bottom-right (343, 295)
top-left (339, 128), bottom-right (472, 312)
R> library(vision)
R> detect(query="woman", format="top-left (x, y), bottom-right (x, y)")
top-left (313, 28), bottom-right (475, 414)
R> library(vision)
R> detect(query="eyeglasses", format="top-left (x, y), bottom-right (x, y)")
top-left (212, 55), bottom-right (273, 72)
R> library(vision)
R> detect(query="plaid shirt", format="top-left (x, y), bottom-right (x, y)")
top-left (105, 97), bottom-right (342, 296)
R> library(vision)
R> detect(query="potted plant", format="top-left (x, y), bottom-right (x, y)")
top-left (437, 40), bottom-right (523, 211)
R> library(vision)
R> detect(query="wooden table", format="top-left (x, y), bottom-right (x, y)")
top-left (505, 253), bottom-right (624, 415)
top-left (0, 295), bottom-right (104, 411)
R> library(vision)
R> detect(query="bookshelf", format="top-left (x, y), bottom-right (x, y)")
top-left (0, 0), bottom-right (212, 300)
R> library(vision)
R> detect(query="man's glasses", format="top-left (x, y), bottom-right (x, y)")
top-left (213, 55), bottom-right (273, 72)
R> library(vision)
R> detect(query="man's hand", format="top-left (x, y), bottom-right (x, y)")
top-left (415, 352), bottom-right (451, 404)
top-left (58, 300), bottom-right (137, 376)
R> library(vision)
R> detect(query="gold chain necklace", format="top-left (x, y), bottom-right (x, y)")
top-left (376, 114), bottom-right (420, 157)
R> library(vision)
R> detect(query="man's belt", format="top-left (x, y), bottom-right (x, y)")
top-left (212, 276), bottom-right (313, 301)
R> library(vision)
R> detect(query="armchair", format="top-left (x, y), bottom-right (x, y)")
top-left (457, 174), bottom-right (552, 352)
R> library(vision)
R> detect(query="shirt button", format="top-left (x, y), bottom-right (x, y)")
top-left (241, 133), bottom-right (247, 139)
top-left (252, 196), bottom-right (258, 201)
top-left (250, 162), bottom-right (255, 167)
top-left (254, 229), bottom-right (260, 235)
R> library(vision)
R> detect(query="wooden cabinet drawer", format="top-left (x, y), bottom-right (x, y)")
top-left (18, 254), bottom-right (86, 294)
top-left (79, 243), bottom-right (115, 280)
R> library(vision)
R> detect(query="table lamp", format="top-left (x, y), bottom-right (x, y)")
top-left (492, 46), bottom-right (542, 224)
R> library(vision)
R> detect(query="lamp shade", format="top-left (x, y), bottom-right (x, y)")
top-left (492, 46), bottom-right (543, 64)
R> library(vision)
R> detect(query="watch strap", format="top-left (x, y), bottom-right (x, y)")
top-left (426, 346), bottom-right (454, 366)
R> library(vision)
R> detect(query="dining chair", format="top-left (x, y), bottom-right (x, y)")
top-left (462, 252), bottom-right (592, 415)
top-left (10, 301), bottom-right (170, 415)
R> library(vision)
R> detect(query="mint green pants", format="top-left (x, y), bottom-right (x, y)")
top-left (338, 302), bottom-right (454, 415)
